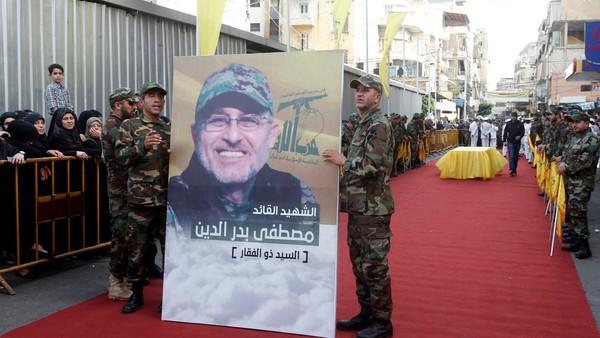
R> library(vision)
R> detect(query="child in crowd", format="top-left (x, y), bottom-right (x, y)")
top-left (43, 63), bottom-right (73, 117)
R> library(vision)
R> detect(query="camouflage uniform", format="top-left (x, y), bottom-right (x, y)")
top-left (553, 119), bottom-right (573, 158)
top-left (341, 113), bottom-right (359, 156)
top-left (530, 114), bottom-right (544, 146)
top-left (406, 114), bottom-right (421, 167)
top-left (561, 113), bottom-right (599, 241)
top-left (116, 83), bottom-right (171, 282)
top-left (341, 76), bottom-right (395, 322)
top-left (102, 87), bottom-right (137, 279)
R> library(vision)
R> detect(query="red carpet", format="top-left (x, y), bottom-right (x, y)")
top-left (5, 155), bottom-right (598, 337)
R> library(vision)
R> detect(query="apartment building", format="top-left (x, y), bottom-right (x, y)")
top-left (532, 0), bottom-right (600, 111)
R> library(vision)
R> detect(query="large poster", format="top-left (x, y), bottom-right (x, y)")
top-left (163, 51), bottom-right (343, 337)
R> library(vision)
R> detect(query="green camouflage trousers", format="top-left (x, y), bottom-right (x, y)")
top-left (108, 190), bottom-right (128, 278)
top-left (125, 206), bottom-right (167, 282)
top-left (347, 214), bottom-right (393, 320)
top-left (565, 182), bottom-right (592, 239)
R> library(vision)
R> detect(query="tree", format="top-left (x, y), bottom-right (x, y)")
top-left (478, 103), bottom-right (494, 116)
top-left (421, 95), bottom-right (435, 117)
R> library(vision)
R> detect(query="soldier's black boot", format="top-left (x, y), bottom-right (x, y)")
top-left (561, 233), bottom-right (575, 244)
top-left (337, 307), bottom-right (374, 330)
top-left (148, 263), bottom-right (164, 279)
top-left (575, 239), bottom-right (592, 259)
top-left (122, 281), bottom-right (144, 314)
top-left (561, 237), bottom-right (580, 252)
top-left (356, 319), bottom-right (393, 338)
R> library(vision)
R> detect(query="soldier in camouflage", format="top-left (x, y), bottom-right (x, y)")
top-left (115, 82), bottom-right (171, 314)
top-left (407, 113), bottom-right (422, 168)
top-left (557, 111), bottom-right (599, 259)
top-left (551, 107), bottom-right (573, 161)
top-left (323, 75), bottom-right (395, 338)
top-left (389, 113), bottom-right (403, 176)
top-left (102, 87), bottom-right (138, 301)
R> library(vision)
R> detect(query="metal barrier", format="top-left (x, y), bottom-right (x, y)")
top-left (426, 129), bottom-right (459, 153)
top-left (0, 157), bottom-right (110, 295)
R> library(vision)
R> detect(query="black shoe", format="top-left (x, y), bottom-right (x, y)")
top-left (142, 277), bottom-right (150, 286)
top-left (561, 240), bottom-right (580, 252)
top-left (356, 319), bottom-right (393, 338)
top-left (158, 302), bottom-right (162, 313)
top-left (337, 312), bottom-right (374, 331)
top-left (537, 192), bottom-right (544, 196)
top-left (575, 239), bottom-right (592, 259)
top-left (122, 282), bottom-right (144, 314)
top-left (148, 263), bottom-right (164, 279)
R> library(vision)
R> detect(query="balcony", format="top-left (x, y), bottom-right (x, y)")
top-left (290, 15), bottom-right (315, 27)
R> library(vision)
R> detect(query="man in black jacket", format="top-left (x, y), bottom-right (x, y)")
top-left (503, 112), bottom-right (525, 176)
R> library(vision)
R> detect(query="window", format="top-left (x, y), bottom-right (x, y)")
top-left (300, 3), bottom-right (308, 14)
top-left (250, 0), bottom-right (260, 7)
top-left (250, 23), bottom-right (260, 32)
top-left (300, 33), bottom-right (309, 50)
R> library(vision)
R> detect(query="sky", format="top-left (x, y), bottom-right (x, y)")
top-left (469, 0), bottom-right (549, 90)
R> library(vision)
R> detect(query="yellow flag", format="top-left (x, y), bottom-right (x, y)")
top-left (380, 12), bottom-right (407, 97)
top-left (197, 0), bottom-right (226, 56)
top-left (550, 162), bottom-right (559, 201)
top-left (332, 0), bottom-right (352, 49)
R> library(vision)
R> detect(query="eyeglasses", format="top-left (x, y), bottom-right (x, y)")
top-left (200, 114), bottom-right (271, 132)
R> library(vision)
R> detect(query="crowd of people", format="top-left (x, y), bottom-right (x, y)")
top-left (2, 62), bottom-right (598, 338)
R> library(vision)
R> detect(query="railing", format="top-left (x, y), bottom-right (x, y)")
top-left (426, 129), bottom-right (459, 153)
top-left (0, 157), bottom-right (110, 295)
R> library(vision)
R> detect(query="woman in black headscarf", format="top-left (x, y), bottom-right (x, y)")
top-left (48, 108), bottom-right (101, 158)
top-left (24, 112), bottom-right (64, 158)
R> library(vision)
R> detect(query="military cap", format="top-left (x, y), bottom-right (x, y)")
top-left (139, 82), bottom-right (167, 96)
top-left (389, 112), bottom-right (400, 119)
top-left (412, 113), bottom-right (420, 120)
top-left (567, 111), bottom-right (590, 122)
top-left (348, 113), bottom-right (359, 124)
top-left (195, 63), bottom-right (273, 122)
top-left (350, 75), bottom-right (383, 93)
top-left (109, 87), bottom-right (137, 106)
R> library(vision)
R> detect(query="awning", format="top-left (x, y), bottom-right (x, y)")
top-left (564, 59), bottom-right (600, 81)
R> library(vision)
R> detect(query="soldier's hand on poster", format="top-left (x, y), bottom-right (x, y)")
top-left (322, 149), bottom-right (346, 166)
top-left (144, 130), bottom-right (162, 150)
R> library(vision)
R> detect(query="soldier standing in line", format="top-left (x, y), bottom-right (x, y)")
top-left (390, 113), bottom-right (402, 176)
top-left (557, 111), bottom-right (599, 259)
top-left (323, 75), bottom-right (395, 338)
top-left (102, 87), bottom-right (138, 301)
top-left (116, 82), bottom-right (171, 314)
top-left (551, 106), bottom-right (574, 162)
top-left (407, 113), bottom-right (422, 168)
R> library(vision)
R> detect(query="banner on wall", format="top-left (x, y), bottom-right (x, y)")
top-left (163, 50), bottom-right (344, 337)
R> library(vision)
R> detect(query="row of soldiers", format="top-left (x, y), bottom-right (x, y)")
top-left (535, 105), bottom-right (599, 259)
top-left (341, 112), bottom-right (428, 177)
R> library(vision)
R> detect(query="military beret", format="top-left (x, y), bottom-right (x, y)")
top-left (195, 63), bottom-right (273, 122)
top-left (350, 75), bottom-right (383, 93)
top-left (348, 113), bottom-right (359, 124)
top-left (139, 82), bottom-right (167, 96)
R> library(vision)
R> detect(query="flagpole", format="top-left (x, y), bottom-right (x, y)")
top-left (286, 0), bottom-right (291, 52)
top-left (365, 0), bottom-right (368, 73)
